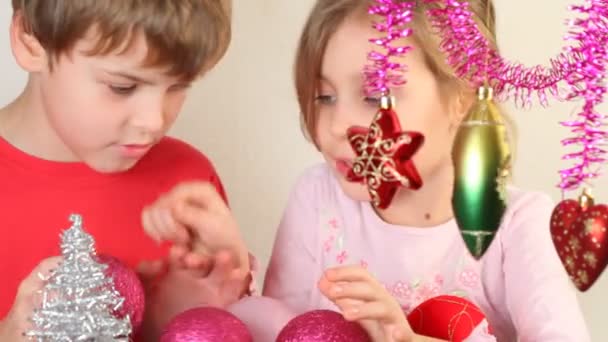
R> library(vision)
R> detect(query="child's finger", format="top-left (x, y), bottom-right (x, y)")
top-left (326, 280), bottom-right (378, 302)
top-left (317, 275), bottom-right (348, 295)
top-left (317, 274), bottom-right (333, 297)
top-left (141, 194), bottom-right (171, 239)
top-left (168, 244), bottom-right (188, 268)
top-left (324, 265), bottom-right (372, 283)
top-left (183, 252), bottom-right (213, 273)
top-left (160, 209), bottom-right (190, 244)
top-left (150, 208), bottom-right (180, 242)
top-left (145, 205), bottom-right (191, 245)
top-left (141, 208), bottom-right (161, 243)
top-left (18, 257), bottom-right (62, 298)
top-left (136, 259), bottom-right (167, 284)
top-left (207, 250), bottom-right (238, 284)
top-left (220, 250), bottom-right (252, 298)
top-left (167, 244), bottom-right (214, 276)
top-left (173, 223), bottom-right (190, 244)
top-left (172, 203), bottom-right (218, 240)
top-left (333, 298), bottom-right (365, 313)
top-left (169, 182), bottom-right (229, 214)
top-left (343, 300), bottom-right (394, 322)
top-left (13, 256), bottom-right (62, 317)
top-left (392, 326), bottom-right (412, 342)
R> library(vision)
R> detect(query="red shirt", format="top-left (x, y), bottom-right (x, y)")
top-left (0, 136), bottom-right (226, 320)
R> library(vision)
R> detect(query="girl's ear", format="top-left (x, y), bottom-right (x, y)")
top-left (448, 89), bottom-right (474, 132)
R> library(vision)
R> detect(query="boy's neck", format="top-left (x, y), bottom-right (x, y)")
top-left (0, 78), bottom-right (77, 162)
top-left (376, 160), bottom-right (455, 228)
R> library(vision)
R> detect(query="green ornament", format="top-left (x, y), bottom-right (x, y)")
top-left (452, 86), bottom-right (511, 259)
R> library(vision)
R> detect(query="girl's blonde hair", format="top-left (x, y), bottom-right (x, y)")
top-left (294, 0), bottom-right (515, 145)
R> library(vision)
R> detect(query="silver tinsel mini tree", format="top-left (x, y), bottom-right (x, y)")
top-left (26, 214), bottom-right (132, 341)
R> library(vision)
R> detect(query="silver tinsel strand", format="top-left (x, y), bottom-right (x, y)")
top-left (26, 214), bottom-right (132, 341)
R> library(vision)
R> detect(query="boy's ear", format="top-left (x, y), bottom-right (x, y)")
top-left (10, 11), bottom-right (49, 73)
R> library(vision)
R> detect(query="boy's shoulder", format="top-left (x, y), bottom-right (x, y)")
top-left (147, 136), bottom-right (210, 161)
top-left (135, 136), bottom-right (220, 182)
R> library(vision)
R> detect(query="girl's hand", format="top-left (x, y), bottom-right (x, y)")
top-left (318, 265), bottom-right (415, 342)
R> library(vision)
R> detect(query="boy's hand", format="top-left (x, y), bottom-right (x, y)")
top-left (318, 265), bottom-right (417, 342)
top-left (1, 257), bottom-right (62, 341)
top-left (137, 250), bottom-right (249, 340)
top-left (142, 181), bottom-right (249, 277)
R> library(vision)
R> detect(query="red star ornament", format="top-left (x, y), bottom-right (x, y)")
top-left (347, 106), bottom-right (424, 209)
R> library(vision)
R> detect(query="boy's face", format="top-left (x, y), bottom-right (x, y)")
top-left (36, 30), bottom-right (191, 172)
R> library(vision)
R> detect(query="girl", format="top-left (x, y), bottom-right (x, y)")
top-left (262, 0), bottom-right (590, 341)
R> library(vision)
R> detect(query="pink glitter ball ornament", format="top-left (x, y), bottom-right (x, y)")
top-left (276, 310), bottom-right (371, 342)
top-left (160, 307), bottom-right (253, 342)
top-left (97, 255), bottom-right (145, 333)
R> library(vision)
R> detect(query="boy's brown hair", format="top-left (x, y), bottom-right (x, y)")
top-left (12, 0), bottom-right (232, 81)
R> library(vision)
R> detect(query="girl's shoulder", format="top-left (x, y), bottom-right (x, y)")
top-left (497, 186), bottom-right (555, 242)
top-left (503, 186), bottom-right (554, 222)
top-left (290, 163), bottom-right (345, 203)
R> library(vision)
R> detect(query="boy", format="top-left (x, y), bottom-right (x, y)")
top-left (0, 0), bottom-right (249, 340)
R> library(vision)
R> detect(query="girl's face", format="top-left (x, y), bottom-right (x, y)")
top-left (315, 13), bottom-right (463, 202)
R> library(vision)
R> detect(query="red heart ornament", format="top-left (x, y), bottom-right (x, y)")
top-left (550, 191), bottom-right (608, 291)
top-left (407, 295), bottom-right (491, 342)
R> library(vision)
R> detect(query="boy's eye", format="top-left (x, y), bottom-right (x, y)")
top-left (168, 83), bottom-right (191, 92)
top-left (315, 94), bottom-right (336, 105)
top-left (109, 84), bottom-right (137, 95)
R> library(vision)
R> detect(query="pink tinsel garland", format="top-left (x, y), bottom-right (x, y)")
top-left (365, 0), bottom-right (608, 191)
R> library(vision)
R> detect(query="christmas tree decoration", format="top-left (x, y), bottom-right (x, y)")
top-left (550, 189), bottom-right (608, 291)
top-left (426, 0), bottom-right (608, 109)
top-left (361, 0), bottom-right (608, 289)
top-left (348, 96), bottom-right (424, 209)
top-left (452, 86), bottom-right (511, 259)
top-left (424, 0), bottom-right (608, 288)
top-left (349, 0), bottom-right (426, 208)
top-left (363, 0), bottom-right (415, 96)
top-left (160, 307), bottom-right (252, 342)
top-left (26, 214), bottom-right (132, 342)
top-left (276, 310), bottom-right (370, 342)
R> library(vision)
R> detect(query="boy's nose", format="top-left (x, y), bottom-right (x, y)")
top-left (132, 105), bottom-right (164, 135)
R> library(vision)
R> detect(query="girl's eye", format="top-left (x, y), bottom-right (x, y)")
top-left (363, 96), bottom-right (380, 106)
top-left (315, 94), bottom-right (336, 105)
